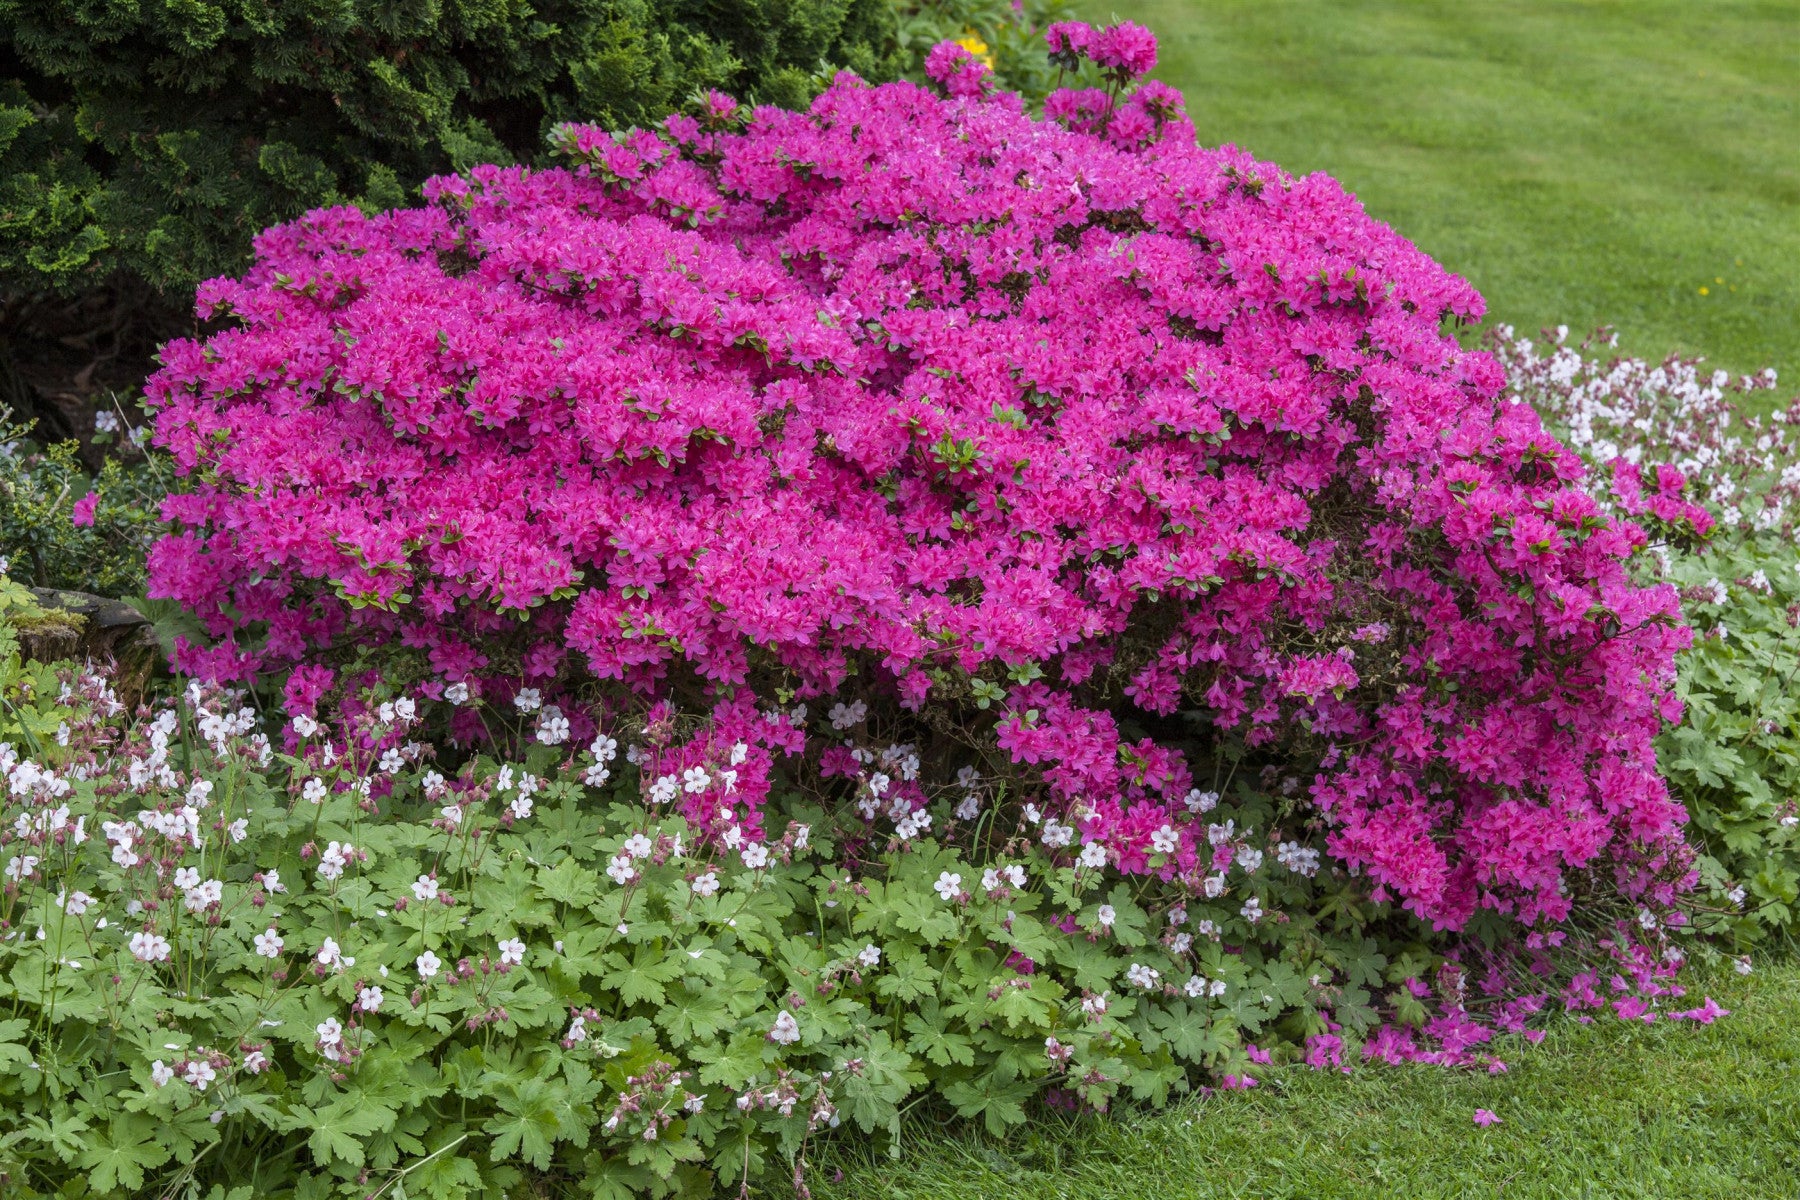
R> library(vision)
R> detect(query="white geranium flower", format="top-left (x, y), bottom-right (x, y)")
top-left (768, 1011), bottom-right (801, 1045)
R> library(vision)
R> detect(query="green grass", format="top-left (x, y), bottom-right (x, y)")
top-left (1084, 0), bottom-right (1800, 388)
top-left (816, 960), bottom-right (1800, 1200)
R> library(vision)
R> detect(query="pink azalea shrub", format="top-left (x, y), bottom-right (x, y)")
top-left (146, 27), bottom-right (1697, 934)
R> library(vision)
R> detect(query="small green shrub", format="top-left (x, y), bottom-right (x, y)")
top-left (0, 576), bottom-right (75, 749)
top-left (892, 0), bottom-right (1079, 100)
top-left (0, 0), bottom-right (907, 297)
top-left (0, 407), bottom-right (166, 597)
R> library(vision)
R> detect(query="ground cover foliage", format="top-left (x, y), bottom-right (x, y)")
top-left (0, 664), bottom-right (1385, 1200)
top-left (0, 17), bottom-right (1794, 1200)
top-left (0, 406), bottom-right (166, 597)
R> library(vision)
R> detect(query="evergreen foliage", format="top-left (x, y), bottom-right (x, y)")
top-left (0, 0), bottom-right (906, 298)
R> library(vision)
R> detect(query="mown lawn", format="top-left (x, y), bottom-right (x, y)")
top-left (817, 959), bottom-right (1800, 1200)
top-left (1089, 0), bottom-right (1800, 389)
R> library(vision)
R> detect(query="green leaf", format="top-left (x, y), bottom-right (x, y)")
top-left (832, 1032), bottom-right (922, 1139)
top-left (943, 1074), bottom-right (1035, 1136)
top-left (1149, 1003), bottom-right (1222, 1063)
top-left (874, 944), bottom-right (940, 1003)
top-left (902, 1003), bottom-right (976, 1066)
top-left (77, 1114), bottom-right (172, 1193)
top-left (601, 942), bottom-right (685, 1007)
top-left (307, 1096), bottom-right (396, 1168)
top-left (411, 1149), bottom-right (484, 1200)
top-left (657, 982), bottom-right (734, 1046)
top-left (535, 859), bottom-right (602, 907)
top-left (485, 1077), bottom-right (572, 1170)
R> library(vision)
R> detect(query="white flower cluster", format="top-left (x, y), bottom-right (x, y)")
top-left (1276, 841), bottom-right (1321, 876)
top-left (1497, 325), bottom-right (1789, 534)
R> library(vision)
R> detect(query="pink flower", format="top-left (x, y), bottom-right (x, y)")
top-left (1472, 1109), bottom-right (1501, 1127)
top-left (923, 40), bottom-right (993, 99)
top-left (1671, 997), bottom-right (1728, 1024)
top-left (71, 491), bottom-right (98, 526)
top-left (1089, 21), bottom-right (1158, 78)
top-left (1044, 21), bottom-right (1095, 66)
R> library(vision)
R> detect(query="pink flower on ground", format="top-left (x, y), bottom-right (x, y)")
top-left (1473, 1109), bottom-right (1501, 1127)
top-left (1671, 997), bottom-right (1729, 1024)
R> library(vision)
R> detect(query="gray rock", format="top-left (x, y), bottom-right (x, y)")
top-left (20, 587), bottom-right (156, 667)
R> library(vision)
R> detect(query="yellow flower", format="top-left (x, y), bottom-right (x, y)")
top-left (956, 31), bottom-right (995, 69)
top-left (1699, 286), bottom-right (1710, 295)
